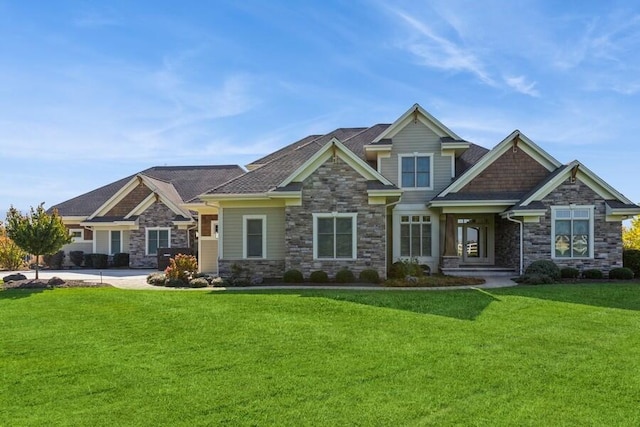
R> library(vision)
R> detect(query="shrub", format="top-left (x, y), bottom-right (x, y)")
top-left (560, 267), bottom-right (580, 279)
top-left (146, 273), bottom-right (166, 286)
top-left (388, 259), bottom-right (424, 279)
top-left (188, 277), bottom-right (210, 288)
top-left (165, 253), bottom-right (198, 283)
top-left (582, 269), bottom-right (603, 280)
top-left (525, 260), bottom-right (560, 282)
top-left (112, 253), bottom-right (129, 268)
top-left (358, 269), bottom-right (380, 284)
top-left (83, 253), bottom-right (94, 268)
top-left (335, 269), bottom-right (356, 283)
top-left (519, 274), bottom-right (556, 285)
top-left (609, 267), bottom-right (634, 280)
top-left (283, 269), bottom-right (304, 283)
top-left (91, 253), bottom-right (109, 269)
top-left (165, 278), bottom-right (186, 287)
top-left (69, 251), bottom-right (84, 267)
top-left (309, 270), bottom-right (329, 283)
top-left (623, 249), bottom-right (640, 278)
top-left (0, 235), bottom-right (27, 270)
top-left (47, 276), bottom-right (65, 286)
top-left (43, 250), bottom-right (65, 269)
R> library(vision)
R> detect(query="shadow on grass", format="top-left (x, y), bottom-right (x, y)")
top-left (492, 282), bottom-right (640, 312)
top-left (211, 288), bottom-right (500, 321)
top-left (0, 288), bottom-right (48, 300)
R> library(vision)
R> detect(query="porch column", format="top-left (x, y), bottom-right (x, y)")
top-left (443, 214), bottom-right (457, 256)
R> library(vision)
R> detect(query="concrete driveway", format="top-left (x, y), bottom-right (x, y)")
top-left (2, 268), bottom-right (156, 289)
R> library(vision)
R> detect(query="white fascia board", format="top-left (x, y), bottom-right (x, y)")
top-left (268, 191), bottom-right (302, 199)
top-left (62, 216), bottom-right (88, 223)
top-left (88, 175), bottom-right (141, 219)
top-left (438, 131), bottom-right (562, 197)
top-left (279, 138), bottom-right (394, 188)
top-left (200, 193), bottom-right (270, 201)
top-left (373, 103), bottom-right (461, 142)
top-left (500, 209), bottom-right (547, 218)
top-left (367, 189), bottom-right (403, 197)
top-left (363, 145), bottom-right (392, 152)
top-left (429, 199), bottom-right (519, 207)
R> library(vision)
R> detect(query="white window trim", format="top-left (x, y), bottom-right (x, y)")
top-left (551, 205), bottom-right (595, 260)
top-left (69, 228), bottom-right (87, 243)
top-left (399, 214), bottom-right (433, 258)
top-left (398, 153), bottom-right (434, 191)
top-left (312, 212), bottom-right (358, 260)
top-left (109, 230), bottom-right (122, 255)
top-left (146, 227), bottom-right (171, 256)
top-left (243, 215), bottom-right (267, 259)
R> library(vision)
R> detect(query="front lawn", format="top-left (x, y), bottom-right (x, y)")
top-left (2, 284), bottom-right (640, 425)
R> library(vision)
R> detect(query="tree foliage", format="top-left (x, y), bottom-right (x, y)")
top-left (5, 204), bottom-right (72, 279)
top-left (623, 216), bottom-right (640, 250)
top-left (0, 222), bottom-right (27, 270)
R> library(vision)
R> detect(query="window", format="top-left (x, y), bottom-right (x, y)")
top-left (552, 206), bottom-right (593, 258)
top-left (400, 215), bottom-right (432, 257)
top-left (313, 213), bottom-right (357, 259)
top-left (399, 154), bottom-right (432, 189)
top-left (69, 228), bottom-right (84, 242)
top-left (243, 215), bottom-right (266, 258)
top-left (211, 221), bottom-right (219, 239)
top-left (110, 230), bottom-right (121, 255)
top-left (146, 228), bottom-right (170, 255)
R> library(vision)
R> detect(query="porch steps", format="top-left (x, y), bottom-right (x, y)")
top-left (442, 267), bottom-right (517, 278)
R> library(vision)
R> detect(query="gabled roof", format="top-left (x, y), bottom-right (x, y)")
top-left (437, 130), bottom-right (562, 198)
top-left (52, 165), bottom-right (244, 217)
top-left (372, 103), bottom-right (462, 142)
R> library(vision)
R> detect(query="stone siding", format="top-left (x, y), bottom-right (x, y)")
top-left (129, 202), bottom-right (189, 268)
top-left (495, 215), bottom-right (520, 270)
top-left (284, 157), bottom-right (387, 278)
top-left (218, 259), bottom-right (286, 280)
top-left (522, 178), bottom-right (623, 273)
top-left (459, 148), bottom-right (550, 193)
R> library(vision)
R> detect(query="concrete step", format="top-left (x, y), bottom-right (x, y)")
top-left (442, 267), bottom-right (517, 277)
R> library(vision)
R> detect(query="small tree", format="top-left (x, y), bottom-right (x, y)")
top-left (623, 216), bottom-right (640, 249)
top-left (5, 203), bottom-right (72, 279)
top-left (0, 222), bottom-right (27, 270)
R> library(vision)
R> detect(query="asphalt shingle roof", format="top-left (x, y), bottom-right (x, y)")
top-left (52, 165), bottom-right (245, 216)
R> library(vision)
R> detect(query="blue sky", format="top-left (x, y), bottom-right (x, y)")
top-left (2, 0), bottom-right (640, 216)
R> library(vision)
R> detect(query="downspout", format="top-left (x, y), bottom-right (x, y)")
top-left (506, 212), bottom-right (524, 276)
top-left (384, 199), bottom-right (403, 279)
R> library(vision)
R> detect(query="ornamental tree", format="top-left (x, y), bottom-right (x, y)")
top-left (623, 216), bottom-right (640, 250)
top-left (5, 203), bottom-right (72, 279)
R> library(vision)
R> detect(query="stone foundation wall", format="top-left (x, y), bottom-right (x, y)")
top-left (522, 178), bottom-right (623, 274)
top-left (218, 259), bottom-right (286, 280)
top-left (129, 202), bottom-right (189, 269)
top-left (284, 157), bottom-right (387, 279)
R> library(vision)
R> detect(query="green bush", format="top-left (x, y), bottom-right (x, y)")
top-left (146, 273), bottom-right (166, 286)
top-left (358, 269), bottom-right (380, 284)
top-left (388, 259), bottom-right (424, 279)
top-left (525, 260), bottom-right (560, 282)
top-left (165, 278), bottom-right (186, 287)
top-left (0, 235), bottom-right (27, 270)
top-left (519, 274), bottom-right (555, 285)
top-left (188, 277), bottom-right (210, 288)
top-left (69, 251), bottom-right (84, 267)
top-left (335, 269), bottom-right (355, 283)
top-left (608, 267), bottom-right (634, 280)
top-left (83, 253), bottom-right (94, 268)
top-left (623, 249), bottom-right (640, 278)
top-left (560, 267), bottom-right (580, 279)
top-left (582, 269), bottom-right (603, 279)
top-left (283, 269), bottom-right (304, 283)
top-left (43, 250), bottom-right (65, 269)
top-left (91, 253), bottom-right (109, 269)
top-left (309, 270), bottom-right (329, 283)
top-left (112, 253), bottom-right (129, 267)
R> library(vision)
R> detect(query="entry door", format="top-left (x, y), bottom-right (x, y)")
top-left (457, 217), bottom-right (494, 264)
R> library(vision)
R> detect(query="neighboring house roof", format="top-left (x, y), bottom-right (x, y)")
top-left (52, 165), bottom-right (244, 217)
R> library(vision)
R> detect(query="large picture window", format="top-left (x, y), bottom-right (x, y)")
top-left (147, 228), bottom-right (170, 256)
top-left (552, 206), bottom-right (593, 258)
top-left (313, 213), bottom-right (357, 259)
top-left (243, 215), bottom-right (266, 258)
top-left (399, 154), bottom-right (432, 189)
top-left (400, 215), bottom-right (432, 257)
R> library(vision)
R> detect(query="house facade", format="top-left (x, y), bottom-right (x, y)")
top-left (52, 165), bottom-right (244, 268)
top-left (187, 104), bottom-right (640, 279)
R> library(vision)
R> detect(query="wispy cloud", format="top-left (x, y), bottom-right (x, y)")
top-left (504, 75), bottom-right (540, 97)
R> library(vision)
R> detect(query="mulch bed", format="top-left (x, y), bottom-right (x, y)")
top-left (1, 279), bottom-right (112, 290)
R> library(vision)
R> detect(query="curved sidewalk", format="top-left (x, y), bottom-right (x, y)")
top-left (4, 269), bottom-right (518, 291)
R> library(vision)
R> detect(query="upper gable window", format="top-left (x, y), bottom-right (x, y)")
top-left (399, 154), bottom-right (432, 190)
top-left (552, 206), bottom-right (594, 259)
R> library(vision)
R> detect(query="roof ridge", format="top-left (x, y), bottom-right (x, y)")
top-left (148, 165), bottom-right (243, 170)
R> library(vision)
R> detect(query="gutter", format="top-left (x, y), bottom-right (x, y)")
top-left (505, 212), bottom-right (524, 276)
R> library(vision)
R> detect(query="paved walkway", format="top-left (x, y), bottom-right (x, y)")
top-left (3, 269), bottom-right (518, 291)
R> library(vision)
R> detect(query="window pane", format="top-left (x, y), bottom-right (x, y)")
top-left (247, 219), bottom-right (262, 234)
top-left (416, 156), bottom-right (430, 172)
top-left (247, 235), bottom-right (262, 257)
top-left (416, 172), bottom-right (430, 187)
top-left (317, 234), bottom-right (334, 258)
top-left (573, 220), bottom-right (589, 257)
top-left (411, 224), bottom-right (421, 257)
top-left (400, 224), bottom-right (410, 256)
top-left (573, 209), bottom-right (590, 219)
top-left (317, 218), bottom-right (334, 234)
top-left (422, 224), bottom-right (432, 257)
top-left (111, 231), bottom-right (121, 254)
top-left (401, 157), bottom-right (415, 187)
top-left (401, 215), bottom-right (409, 223)
top-left (159, 229), bottom-right (169, 248)
top-left (335, 235), bottom-right (352, 258)
top-left (402, 157), bottom-right (415, 172)
top-left (556, 209), bottom-right (571, 219)
top-left (336, 218), bottom-right (352, 234)
top-left (555, 220), bottom-right (571, 257)
top-left (148, 230), bottom-right (158, 255)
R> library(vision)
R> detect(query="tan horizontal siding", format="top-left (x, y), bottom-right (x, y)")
top-left (222, 207), bottom-right (285, 259)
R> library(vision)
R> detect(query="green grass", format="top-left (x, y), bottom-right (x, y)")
top-left (2, 284), bottom-right (640, 425)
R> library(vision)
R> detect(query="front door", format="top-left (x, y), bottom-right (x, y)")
top-left (457, 216), bottom-right (494, 265)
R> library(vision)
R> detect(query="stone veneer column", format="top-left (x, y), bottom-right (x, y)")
top-left (284, 157), bottom-right (387, 279)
